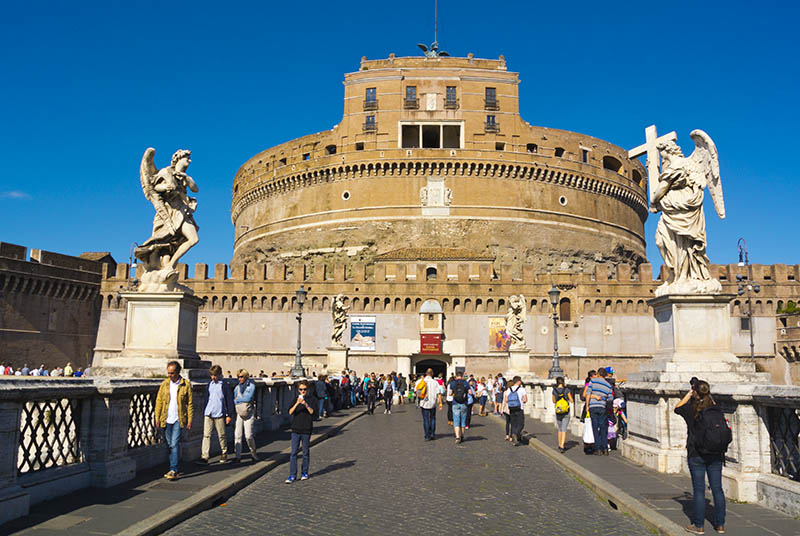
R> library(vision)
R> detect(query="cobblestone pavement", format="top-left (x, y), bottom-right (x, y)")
top-left (167, 405), bottom-right (650, 535)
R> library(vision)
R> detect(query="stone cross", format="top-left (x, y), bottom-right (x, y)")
top-left (628, 125), bottom-right (677, 205)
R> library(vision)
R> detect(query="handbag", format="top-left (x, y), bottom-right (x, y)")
top-left (583, 418), bottom-right (595, 444)
top-left (236, 402), bottom-right (253, 419)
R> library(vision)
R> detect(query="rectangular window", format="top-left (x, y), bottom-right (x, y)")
top-left (485, 87), bottom-right (498, 109)
top-left (581, 149), bottom-right (589, 163)
top-left (740, 316), bottom-right (751, 331)
top-left (486, 115), bottom-right (496, 125)
top-left (442, 125), bottom-right (460, 148)
top-left (422, 125), bottom-right (440, 148)
top-left (355, 142), bottom-right (364, 151)
top-left (402, 125), bottom-right (420, 148)
top-left (365, 115), bottom-right (376, 127)
top-left (446, 86), bottom-right (456, 101)
top-left (406, 86), bottom-right (417, 100)
top-left (495, 142), bottom-right (505, 151)
top-left (302, 153), bottom-right (310, 160)
top-left (445, 86), bottom-right (457, 109)
top-left (365, 87), bottom-right (376, 102)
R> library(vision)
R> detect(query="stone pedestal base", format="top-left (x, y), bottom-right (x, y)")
top-left (94, 292), bottom-right (209, 379)
top-left (327, 347), bottom-right (349, 372)
top-left (628, 293), bottom-right (769, 384)
top-left (507, 348), bottom-right (531, 374)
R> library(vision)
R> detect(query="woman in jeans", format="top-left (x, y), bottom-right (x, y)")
top-left (503, 376), bottom-right (528, 446)
top-left (233, 369), bottom-right (259, 462)
top-left (382, 374), bottom-right (395, 414)
top-left (674, 380), bottom-right (726, 534)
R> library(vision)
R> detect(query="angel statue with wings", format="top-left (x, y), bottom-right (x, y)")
top-left (505, 294), bottom-right (527, 350)
top-left (651, 130), bottom-right (724, 297)
top-left (331, 294), bottom-right (350, 347)
top-left (134, 148), bottom-right (199, 293)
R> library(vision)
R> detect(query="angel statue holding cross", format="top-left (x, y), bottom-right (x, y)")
top-left (649, 130), bottom-right (725, 297)
top-left (134, 147), bottom-right (200, 293)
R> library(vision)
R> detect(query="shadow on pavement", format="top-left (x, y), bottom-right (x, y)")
top-left (313, 460), bottom-right (356, 477)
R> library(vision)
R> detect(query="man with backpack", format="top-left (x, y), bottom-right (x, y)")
top-left (674, 379), bottom-right (729, 534)
top-left (503, 376), bottom-right (528, 446)
top-left (448, 370), bottom-right (475, 444)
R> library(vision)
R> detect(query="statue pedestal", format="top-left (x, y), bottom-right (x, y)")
top-left (622, 293), bottom-right (768, 474)
top-left (507, 348), bottom-right (531, 374)
top-left (628, 294), bottom-right (768, 384)
top-left (94, 292), bottom-right (210, 379)
top-left (327, 347), bottom-right (349, 372)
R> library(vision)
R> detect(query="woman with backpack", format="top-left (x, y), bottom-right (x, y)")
top-left (552, 376), bottom-right (573, 453)
top-left (503, 376), bottom-right (528, 446)
top-left (674, 379), bottom-right (728, 535)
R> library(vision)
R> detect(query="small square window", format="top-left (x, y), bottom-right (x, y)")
top-left (325, 145), bottom-right (336, 155)
top-left (496, 142), bottom-right (505, 151)
top-left (279, 157), bottom-right (287, 166)
top-left (302, 153), bottom-right (310, 160)
top-left (740, 316), bottom-right (751, 331)
top-left (365, 115), bottom-right (376, 127)
top-left (554, 147), bottom-right (565, 157)
top-left (355, 142), bottom-right (364, 151)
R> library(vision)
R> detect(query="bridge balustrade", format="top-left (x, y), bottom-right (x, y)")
top-left (0, 376), bottom-right (299, 525)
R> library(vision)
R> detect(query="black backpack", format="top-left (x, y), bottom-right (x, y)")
top-left (694, 406), bottom-right (732, 455)
top-left (452, 380), bottom-right (468, 404)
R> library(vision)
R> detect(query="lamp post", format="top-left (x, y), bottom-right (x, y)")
top-left (547, 285), bottom-right (564, 378)
top-left (737, 238), bottom-right (760, 363)
top-left (127, 242), bottom-right (139, 291)
top-left (291, 285), bottom-right (308, 378)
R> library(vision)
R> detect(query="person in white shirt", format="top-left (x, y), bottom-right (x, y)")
top-left (416, 368), bottom-right (442, 441)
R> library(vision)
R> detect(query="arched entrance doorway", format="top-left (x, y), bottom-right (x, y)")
top-left (414, 358), bottom-right (447, 378)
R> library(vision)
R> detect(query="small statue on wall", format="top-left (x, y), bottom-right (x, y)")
top-left (135, 148), bottom-right (199, 293)
top-left (331, 293), bottom-right (350, 347)
top-left (506, 294), bottom-right (526, 350)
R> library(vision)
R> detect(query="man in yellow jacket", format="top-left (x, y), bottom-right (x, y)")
top-left (155, 360), bottom-right (193, 480)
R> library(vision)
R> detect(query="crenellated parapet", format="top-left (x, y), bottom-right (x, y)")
top-left (98, 259), bottom-right (800, 317)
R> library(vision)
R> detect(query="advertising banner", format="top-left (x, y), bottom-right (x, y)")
top-left (349, 316), bottom-right (376, 351)
top-left (489, 316), bottom-right (510, 352)
top-left (420, 333), bottom-right (442, 354)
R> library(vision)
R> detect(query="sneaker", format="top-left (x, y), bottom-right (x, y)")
top-left (285, 475), bottom-right (296, 484)
top-left (388, 410), bottom-right (391, 414)
top-left (714, 527), bottom-right (725, 534)
top-left (164, 470), bottom-right (177, 480)
top-left (251, 452), bottom-right (260, 462)
top-left (685, 525), bottom-right (704, 535)
top-left (195, 458), bottom-right (209, 465)
top-left (220, 453), bottom-right (229, 463)
top-left (300, 473), bottom-right (309, 480)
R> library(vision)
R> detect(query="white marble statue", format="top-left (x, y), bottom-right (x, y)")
top-left (331, 293), bottom-right (350, 347)
top-left (134, 148), bottom-right (199, 293)
top-left (505, 294), bottom-right (526, 350)
top-left (651, 130), bottom-right (725, 297)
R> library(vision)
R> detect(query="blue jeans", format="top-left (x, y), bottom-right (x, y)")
top-left (589, 407), bottom-right (609, 451)
top-left (165, 422), bottom-right (182, 473)
top-left (318, 397), bottom-right (326, 418)
top-left (289, 432), bottom-right (310, 477)
top-left (688, 456), bottom-right (725, 528)
top-left (452, 402), bottom-right (468, 428)
top-left (350, 390), bottom-right (357, 407)
top-left (421, 407), bottom-right (436, 439)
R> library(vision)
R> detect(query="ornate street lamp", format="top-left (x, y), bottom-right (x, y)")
top-left (737, 239), bottom-right (760, 363)
top-left (547, 285), bottom-right (564, 378)
top-left (291, 285), bottom-right (308, 378)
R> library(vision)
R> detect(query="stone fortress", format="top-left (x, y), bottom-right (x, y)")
top-left (89, 53), bottom-right (800, 382)
top-left (3, 53), bottom-right (799, 380)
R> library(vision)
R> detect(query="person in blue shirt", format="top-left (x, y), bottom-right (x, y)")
top-left (233, 369), bottom-right (259, 463)
top-left (197, 365), bottom-right (235, 464)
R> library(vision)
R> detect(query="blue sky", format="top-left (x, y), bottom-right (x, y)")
top-left (1, 1), bottom-right (798, 273)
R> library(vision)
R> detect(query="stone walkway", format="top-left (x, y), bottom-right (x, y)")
top-left (523, 415), bottom-right (800, 536)
top-left (3, 408), bottom-right (363, 535)
top-left (165, 404), bottom-right (650, 536)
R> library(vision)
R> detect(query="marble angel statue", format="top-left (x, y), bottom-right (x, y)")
top-left (651, 130), bottom-right (724, 297)
top-left (331, 293), bottom-right (350, 347)
top-left (134, 148), bottom-right (199, 292)
top-left (505, 294), bottom-right (526, 350)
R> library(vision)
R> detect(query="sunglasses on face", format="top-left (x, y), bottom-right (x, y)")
top-left (298, 388), bottom-right (307, 392)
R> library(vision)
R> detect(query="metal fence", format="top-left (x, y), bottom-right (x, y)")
top-left (767, 405), bottom-right (800, 481)
top-left (18, 398), bottom-right (82, 474)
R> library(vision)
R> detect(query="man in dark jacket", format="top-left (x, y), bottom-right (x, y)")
top-left (197, 364), bottom-right (235, 464)
top-left (286, 380), bottom-right (316, 483)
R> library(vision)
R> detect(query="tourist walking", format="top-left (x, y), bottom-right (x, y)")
top-left (286, 380), bottom-right (316, 483)
top-left (552, 376), bottom-right (573, 452)
top-left (382, 374), bottom-right (396, 414)
top-left (154, 361), bottom-right (193, 480)
top-left (233, 369), bottom-right (259, 463)
top-left (366, 374), bottom-right (379, 414)
top-left (504, 376), bottom-right (528, 445)
top-left (448, 370), bottom-right (474, 444)
top-left (314, 375), bottom-right (328, 418)
top-left (476, 377), bottom-right (488, 416)
top-left (675, 379), bottom-right (729, 534)
top-left (586, 368), bottom-right (613, 455)
top-left (445, 374), bottom-right (454, 426)
top-left (581, 370), bottom-right (596, 454)
top-left (494, 373), bottom-right (506, 415)
top-left (397, 373), bottom-right (407, 405)
top-left (417, 368), bottom-right (442, 441)
top-left (197, 365), bottom-right (235, 464)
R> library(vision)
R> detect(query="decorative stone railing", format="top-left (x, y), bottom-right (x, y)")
top-left (0, 377), bottom-right (300, 525)
top-left (518, 377), bottom-right (800, 518)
